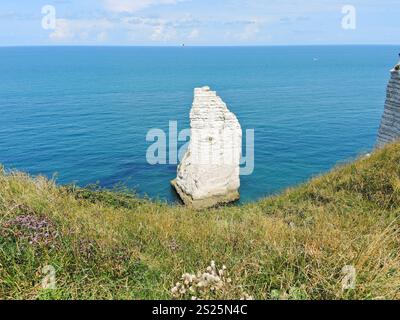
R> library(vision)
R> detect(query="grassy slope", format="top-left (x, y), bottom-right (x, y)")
top-left (0, 143), bottom-right (399, 300)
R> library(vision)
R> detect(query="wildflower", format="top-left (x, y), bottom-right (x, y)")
top-left (171, 261), bottom-right (253, 300)
top-left (240, 293), bottom-right (254, 300)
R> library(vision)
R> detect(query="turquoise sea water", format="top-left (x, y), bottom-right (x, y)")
top-left (0, 46), bottom-right (397, 203)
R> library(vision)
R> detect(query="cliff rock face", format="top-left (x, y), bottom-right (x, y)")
top-left (172, 86), bottom-right (242, 210)
top-left (377, 66), bottom-right (400, 148)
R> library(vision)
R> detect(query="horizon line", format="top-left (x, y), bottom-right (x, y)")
top-left (1, 43), bottom-right (400, 48)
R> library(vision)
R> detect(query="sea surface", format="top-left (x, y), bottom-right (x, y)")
top-left (0, 46), bottom-right (397, 203)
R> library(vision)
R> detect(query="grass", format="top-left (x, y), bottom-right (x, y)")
top-left (0, 142), bottom-right (400, 300)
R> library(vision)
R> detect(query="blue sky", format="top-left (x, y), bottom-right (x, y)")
top-left (0, 0), bottom-right (399, 46)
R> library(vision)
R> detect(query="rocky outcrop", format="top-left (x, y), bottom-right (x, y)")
top-left (172, 86), bottom-right (242, 210)
top-left (377, 65), bottom-right (400, 148)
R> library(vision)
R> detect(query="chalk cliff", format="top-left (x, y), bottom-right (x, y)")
top-left (377, 64), bottom-right (400, 148)
top-left (172, 86), bottom-right (242, 210)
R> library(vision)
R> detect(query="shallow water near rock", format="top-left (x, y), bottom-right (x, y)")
top-left (0, 46), bottom-right (396, 203)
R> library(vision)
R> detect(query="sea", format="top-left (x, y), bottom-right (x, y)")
top-left (0, 45), bottom-right (397, 203)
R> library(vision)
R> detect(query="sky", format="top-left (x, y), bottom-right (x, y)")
top-left (0, 0), bottom-right (399, 46)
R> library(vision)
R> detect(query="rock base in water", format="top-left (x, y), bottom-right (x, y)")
top-left (171, 179), bottom-right (240, 210)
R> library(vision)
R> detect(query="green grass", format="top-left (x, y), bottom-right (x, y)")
top-left (1, 142), bottom-right (400, 300)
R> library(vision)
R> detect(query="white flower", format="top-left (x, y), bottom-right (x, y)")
top-left (171, 261), bottom-right (253, 300)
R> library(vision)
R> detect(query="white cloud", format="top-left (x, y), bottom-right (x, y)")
top-left (238, 20), bottom-right (262, 41)
top-left (224, 18), bottom-right (266, 41)
top-left (49, 19), bottom-right (74, 41)
top-left (187, 28), bottom-right (199, 39)
top-left (121, 16), bottom-right (188, 42)
top-left (150, 24), bottom-right (177, 41)
top-left (103, 0), bottom-right (181, 13)
top-left (96, 31), bottom-right (109, 42)
top-left (49, 19), bottom-right (113, 42)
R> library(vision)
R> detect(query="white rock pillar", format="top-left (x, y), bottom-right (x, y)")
top-left (172, 86), bottom-right (242, 209)
top-left (377, 65), bottom-right (400, 148)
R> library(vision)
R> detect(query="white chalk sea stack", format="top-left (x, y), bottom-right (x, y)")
top-left (377, 65), bottom-right (400, 148)
top-left (172, 86), bottom-right (242, 210)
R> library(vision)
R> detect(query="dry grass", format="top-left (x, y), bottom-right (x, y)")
top-left (0, 143), bottom-right (400, 300)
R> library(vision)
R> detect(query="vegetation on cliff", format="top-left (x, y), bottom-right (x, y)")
top-left (1, 142), bottom-right (400, 300)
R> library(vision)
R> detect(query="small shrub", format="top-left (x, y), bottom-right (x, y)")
top-left (63, 184), bottom-right (143, 209)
